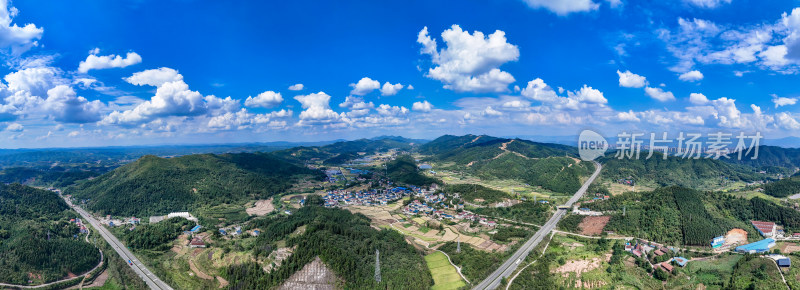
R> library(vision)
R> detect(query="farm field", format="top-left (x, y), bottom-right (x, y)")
top-left (425, 252), bottom-right (466, 290)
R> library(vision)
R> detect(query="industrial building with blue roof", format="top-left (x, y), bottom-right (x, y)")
top-left (734, 238), bottom-right (776, 254)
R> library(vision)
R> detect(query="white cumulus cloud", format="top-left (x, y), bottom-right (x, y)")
top-left (644, 86), bottom-right (676, 102)
top-left (349, 77), bottom-right (380, 96)
top-left (124, 67), bottom-right (183, 87)
top-left (78, 51), bottom-right (142, 73)
top-left (0, 0), bottom-right (43, 55)
top-left (294, 92), bottom-right (342, 124)
top-left (288, 83), bottom-right (304, 91)
top-left (689, 93), bottom-right (710, 105)
top-left (412, 100), bottom-right (433, 112)
top-left (380, 82), bottom-right (404, 96)
top-left (678, 70), bottom-right (704, 82)
top-left (773, 96), bottom-right (798, 108)
top-left (616, 70), bottom-right (647, 88)
top-left (418, 25), bottom-right (518, 93)
top-left (244, 91), bottom-right (283, 108)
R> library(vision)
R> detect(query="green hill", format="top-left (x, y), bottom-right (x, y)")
top-left (599, 152), bottom-right (765, 189)
top-left (66, 152), bottom-right (323, 217)
top-left (419, 134), bottom-right (575, 161)
top-left (420, 135), bottom-right (591, 194)
top-left (386, 155), bottom-right (439, 186)
top-left (585, 186), bottom-right (800, 246)
top-left (0, 184), bottom-right (100, 284)
top-left (764, 176), bottom-right (800, 198)
top-left (225, 196), bottom-right (433, 289)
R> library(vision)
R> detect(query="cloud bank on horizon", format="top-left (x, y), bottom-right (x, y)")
top-left (0, 0), bottom-right (798, 147)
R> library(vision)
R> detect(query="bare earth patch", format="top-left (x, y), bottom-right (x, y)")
top-left (578, 216), bottom-right (610, 236)
top-left (279, 256), bottom-right (340, 290)
top-left (781, 242), bottom-right (800, 254)
top-left (247, 198), bottom-right (275, 216)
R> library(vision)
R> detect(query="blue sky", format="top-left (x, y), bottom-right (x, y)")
top-left (0, 0), bottom-right (799, 147)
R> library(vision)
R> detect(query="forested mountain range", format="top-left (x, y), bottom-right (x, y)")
top-left (272, 136), bottom-right (422, 165)
top-left (66, 153), bottom-right (323, 217)
top-left (0, 184), bottom-right (100, 284)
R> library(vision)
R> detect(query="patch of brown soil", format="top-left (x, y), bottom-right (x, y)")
top-left (246, 198), bottom-right (275, 216)
top-left (578, 216), bottom-right (611, 235)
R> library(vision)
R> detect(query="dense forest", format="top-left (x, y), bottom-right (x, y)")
top-left (600, 152), bottom-right (765, 189)
top-left (587, 186), bottom-right (800, 245)
top-left (66, 152), bottom-right (323, 217)
top-left (224, 195), bottom-right (433, 289)
top-left (443, 183), bottom-right (509, 204)
top-left (764, 176), bottom-right (800, 197)
top-left (386, 155), bottom-right (439, 186)
top-left (120, 218), bottom-right (193, 251)
top-left (725, 145), bottom-right (800, 170)
top-left (0, 184), bottom-right (100, 284)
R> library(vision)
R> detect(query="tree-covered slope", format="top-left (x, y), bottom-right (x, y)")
top-left (586, 186), bottom-right (800, 245)
top-left (725, 145), bottom-right (800, 171)
top-left (386, 155), bottom-right (439, 186)
top-left (599, 152), bottom-right (764, 189)
top-left (419, 134), bottom-right (574, 161)
top-left (225, 196), bottom-right (433, 289)
top-left (0, 184), bottom-right (100, 284)
top-left (764, 175), bottom-right (800, 198)
top-left (420, 135), bottom-right (591, 194)
top-left (66, 152), bottom-right (323, 217)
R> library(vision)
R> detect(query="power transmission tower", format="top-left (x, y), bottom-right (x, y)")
top-left (457, 236), bottom-right (461, 253)
top-left (623, 206), bottom-right (626, 216)
top-left (374, 249), bottom-right (381, 282)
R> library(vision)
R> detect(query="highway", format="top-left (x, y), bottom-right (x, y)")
top-left (473, 161), bottom-right (602, 290)
top-left (62, 196), bottom-right (173, 290)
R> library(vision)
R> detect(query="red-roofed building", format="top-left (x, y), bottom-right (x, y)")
top-left (751, 221), bottom-right (777, 238)
top-left (190, 238), bottom-right (206, 248)
top-left (660, 262), bottom-right (673, 273)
